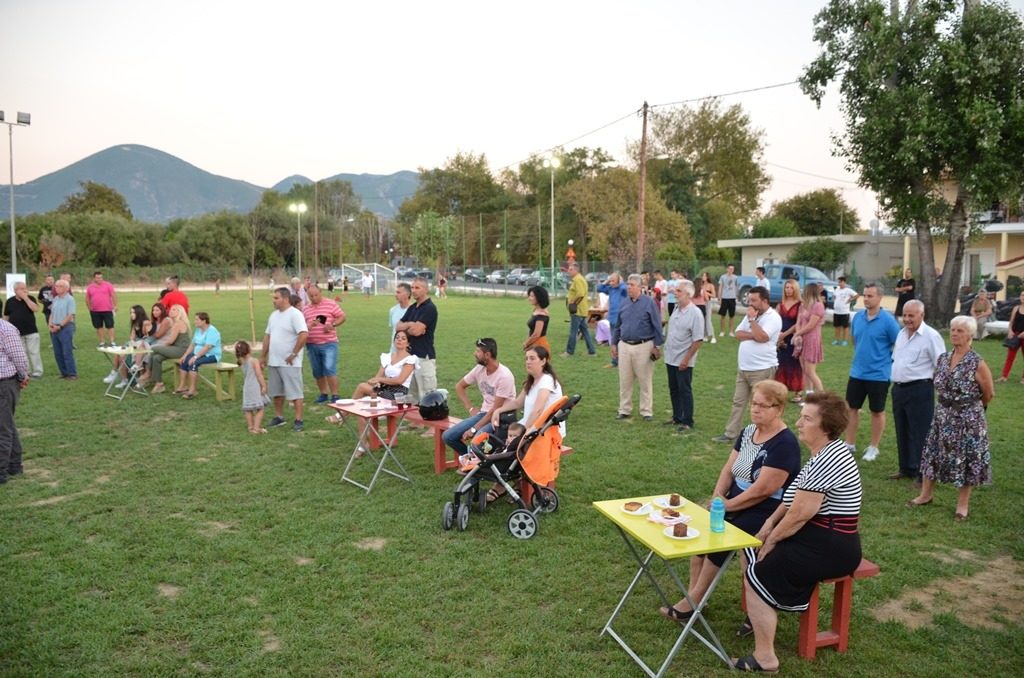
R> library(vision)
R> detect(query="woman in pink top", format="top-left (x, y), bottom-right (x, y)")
top-left (793, 282), bottom-right (825, 397)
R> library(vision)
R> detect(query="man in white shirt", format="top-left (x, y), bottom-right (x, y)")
top-left (754, 266), bottom-right (771, 297)
top-left (717, 264), bottom-right (739, 337)
top-left (262, 287), bottom-right (309, 432)
top-left (361, 271), bottom-right (374, 299)
top-left (712, 287), bottom-right (782, 443)
top-left (890, 300), bottom-right (946, 483)
top-left (831, 276), bottom-right (859, 346)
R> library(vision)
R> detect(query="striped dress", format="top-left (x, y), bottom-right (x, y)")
top-left (745, 438), bottom-right (863, 612)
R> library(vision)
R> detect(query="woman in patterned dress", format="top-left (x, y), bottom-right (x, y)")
top-left (794, 282), bottom-right (826, 398)
top-left (908, 315), bottom-right (994, 521)
top-left (774, 279), bottom-right (803, 401)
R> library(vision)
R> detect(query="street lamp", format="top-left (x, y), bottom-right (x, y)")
top-left (289, 202), bottom-right (307, 278)
top-left (1, 110), bottom-right (31, 273)
top-left (542, 154), bottom-right (561, 280)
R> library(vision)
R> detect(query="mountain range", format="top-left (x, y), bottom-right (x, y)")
top-left (0, 144), bottom-right (418, 223)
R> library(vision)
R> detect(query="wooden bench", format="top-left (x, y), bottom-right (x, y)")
top-left (797, 557), bottom-right (880, 660)
top-left (163, 359), bottom-right (239, 401)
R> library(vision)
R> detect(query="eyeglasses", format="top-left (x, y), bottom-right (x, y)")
top-left (750, 400), bottom-right (777, 409)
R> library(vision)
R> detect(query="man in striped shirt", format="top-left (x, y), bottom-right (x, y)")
top-left (0, 318), bottom-right (29, 485)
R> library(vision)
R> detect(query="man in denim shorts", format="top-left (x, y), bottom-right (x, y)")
top-left (302, 285), bottom-right (346, 404)
top-left (262, 288), bottom-right (309, 432)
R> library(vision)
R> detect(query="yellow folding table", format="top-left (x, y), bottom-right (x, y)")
top-left (593, 495), bottom-right (761, 676)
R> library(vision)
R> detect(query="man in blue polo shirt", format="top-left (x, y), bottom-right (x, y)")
top-left (844, 283), bottom-right (900, 461)
top-left (611, 274), bottom-right (664, 421)
top-left (597, 272), bottom-right (628, 368)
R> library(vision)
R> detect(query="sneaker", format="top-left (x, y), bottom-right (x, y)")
top-left (292, 420), bottom-right (304, 432)
top-left (841, 340), bottom-right (849, 347)
top-left (846, 442), bottom-right (856, 454)
top-left (862, 445), bottom-right (880, 462)
top-left (710, 336), bottom-right (717, 344)
top-left (314, 394), bottom-right (330, 404)
top-left (559, 352), bottom-right (572, 358)
top-left (268, 416), bottom-right (286, 428)
top-left (831, 339), bottom-right (840, 346)
top-left (712, 434), bottom-right (733, 443)
top-left (330, 395), bottom-right (341, 403)
top-left (115, 380), bottom-right (129, 389)
top-left (102, 370), bottom-right (118, 384)
top-left (719, 331), bottom-right (725, 337)
top-left (729, 331), bottom-right (735, 337)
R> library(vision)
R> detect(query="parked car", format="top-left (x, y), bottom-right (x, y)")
top-left (508, 268), bottom-right (533, 285)
top-left (416, 269), bottom-right (434, 280)
top-left (486, 269), bottom-right (507, 284)
top-left (585, 271), bottom-right (609, 286)
top-left (398, 268), bottom-right (419, 279)
top-left (736, 264), bottom-right (838, 307)
top-left (464, 268), bottom-right (485, 282)
top-left (525, 269), bottom-right (570, 290)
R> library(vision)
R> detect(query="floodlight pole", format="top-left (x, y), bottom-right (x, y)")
top-left (2, 110), bottom-right (31, 274)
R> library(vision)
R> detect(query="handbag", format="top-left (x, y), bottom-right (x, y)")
top-left (1003, 335), bottom-right (1021, 349)
top-left (567, 302), bottom-right (578, 314)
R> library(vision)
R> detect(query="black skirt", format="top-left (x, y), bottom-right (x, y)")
top-left (745, 519), bottom-right (861, 612)
top-left (376, 384), bottom-right (409, 401)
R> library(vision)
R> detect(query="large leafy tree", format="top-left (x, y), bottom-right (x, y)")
top-left (397, 152), bottom-right (512, 223)
top-left (770, 188), bottom-right (859, 236)
top-left (57, 181), bottom-right (133, 220)
top-left (801, 0), bottom-right (1024, 325)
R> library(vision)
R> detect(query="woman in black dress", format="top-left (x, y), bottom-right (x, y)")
top-left (523, 285), bottom-right (550, 353)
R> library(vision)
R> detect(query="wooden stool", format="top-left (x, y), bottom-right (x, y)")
top-left (798, 558), bottom-right (880, 659)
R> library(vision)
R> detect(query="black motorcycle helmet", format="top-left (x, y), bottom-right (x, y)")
top-left (418, 390), bottom-right (449, 421)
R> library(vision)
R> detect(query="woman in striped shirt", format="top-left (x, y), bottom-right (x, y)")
top-left (735, 391), bottom-right (863, 673)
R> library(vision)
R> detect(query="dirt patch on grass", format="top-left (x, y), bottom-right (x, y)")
top-left (12, 550), bottom-right (41, 559)
top-left (195, 457), bottom-right (211, 463)
top-left (27, 490), bottom-right (96, 507)
top-left (19, 427), bottom-right (38, 438)
top-left (157, 583), bottom-right (183, 599)
top-left (25, 467), bottom-right (53, 479)
top-left (354, 537), bottom-right (388, 551)
top-left (152, 411), bottom-right (183, 423)
top-left (241, 595), bottom-right (260, 606)
top-left (872, 551), bottom-right (1023, 630)
top-left (94, 474), bottom-right (112, 484)
top-left (293, 556), bottom-right (315, 566)
top-left (197, 521), bottom-right (236, 537)
top-left (258, 629), bottom-right (282, 653)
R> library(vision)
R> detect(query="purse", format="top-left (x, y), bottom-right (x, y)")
top-left (1003, 335), bottom-right (1021, 350)
top-left (567, 302), bottom-right (578, 314)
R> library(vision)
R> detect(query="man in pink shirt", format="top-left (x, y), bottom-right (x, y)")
top-left (85, 270), bottom-right (118, 347)
top-left (302, 285), bottom-right (346, 403)
top-left (443, 338), bottom-right (517, 458)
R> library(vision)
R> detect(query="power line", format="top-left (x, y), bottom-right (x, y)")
top-left (651, 80), bottom-right (800, 109)
top-left (765, 161), bottom-right (860, 185)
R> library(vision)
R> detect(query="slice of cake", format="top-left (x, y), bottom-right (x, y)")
top-left (624, 501), bottom-right (643, 512)
top-left (669, 494), bottom-right (682, 506)
top-left (673, 523), bottom-right (689, 538)
top-left (661, 508), bottom-right (680, 518)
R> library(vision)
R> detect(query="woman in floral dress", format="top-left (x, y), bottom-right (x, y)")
top-left (794, 282), bottom-right (826, 397)
top-left (908, 316), bottom-right (994, 521)
top-left (774, 279), bottom-right (803, 401)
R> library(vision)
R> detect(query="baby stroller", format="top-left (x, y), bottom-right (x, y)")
top-left (442, 394), bottom-right (581, 539)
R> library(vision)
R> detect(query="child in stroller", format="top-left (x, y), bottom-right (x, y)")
top-left (442, 394), bottom-right (580, 539)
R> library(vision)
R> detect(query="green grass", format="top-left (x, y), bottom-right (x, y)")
top-left (2, 290), bottom-right (1022, 676)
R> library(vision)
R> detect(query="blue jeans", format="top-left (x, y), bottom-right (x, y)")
top-left (666, 364), bottom-right (694, 426)
top-left (566, 315), bottom-right (596, 355)
top-left (306, 341), bottom-right (338, 378)
top-left (52, 323), bottom-right (77, 377)
top-left (442, 411), bottom-right (492, 457)
top-left (180, 353), bottom-right (218, 372)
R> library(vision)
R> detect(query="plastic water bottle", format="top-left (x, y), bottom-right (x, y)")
top-left (710, 497), bottom-right (726, 533)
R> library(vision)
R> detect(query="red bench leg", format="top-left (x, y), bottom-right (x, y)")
top-left (798, 584), bottom-right (822, 660)
top-left (832, 577), bottom-right (854, 653)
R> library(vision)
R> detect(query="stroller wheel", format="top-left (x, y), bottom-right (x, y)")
top-left (507, 509), bottom-right (539, 539)
top-left (530, 486), bottom-right (560, 514)
top-left (441, 501), bottom-right (455, 531)
top-left (456, 504), bottom-right (470, 531)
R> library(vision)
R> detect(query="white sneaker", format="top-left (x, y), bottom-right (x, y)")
top-left (862, 445), bottom-right (879, 462)
top-left (115, 380), bottom-right (129, 389)
top-left (846, 442), bottom-right (856, 454)
top-left (103, 370), bottom-right (118, 384)
top-left (729, 331), bottom-right (735, 337)
top-left (710, 336), bottom-right (717, 344)
top-left (719, 331), bottom-right (725, 337)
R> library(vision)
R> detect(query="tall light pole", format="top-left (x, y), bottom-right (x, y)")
top-left (1, 110), bottom-right (31, 274)
top-left (289, 202), bottom-right (307, 278)
top-left (542, 155), bottom-right (560, 282)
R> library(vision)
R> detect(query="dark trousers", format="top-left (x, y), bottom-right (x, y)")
top-left (566, 315), bottom-right (596, 355)
top-left (0, 376), bottom-right (23, 481)
top-left (892, 380), bottom-right (934, 477)
top-left (52, 322), bottom-right (77, 377)
top-left (666, 364), bottom-right (695, 427)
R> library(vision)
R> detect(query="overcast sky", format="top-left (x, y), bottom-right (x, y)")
top-left (5, 0), bottom-right (1020, 226)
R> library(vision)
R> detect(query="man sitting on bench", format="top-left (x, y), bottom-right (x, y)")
top-left (442, 337), bottom-right (516, 462)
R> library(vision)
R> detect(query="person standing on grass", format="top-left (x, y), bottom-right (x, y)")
top-left (713, 287), bottom-right (782, 444)
top-left (48, 279), bottom-right (77, 380)
top-left (754, 266), bottom-right (771, 298)
top-left (0, 317), bottom-right (29, 486)
top-left (302, 285), bottom-right (346, 404)
top-left (39, 274), bottom-right (56, 326)
top-left (236, 340), bottom-right (269, 434)
top-left (389, 282), bottom-right (412, 350)
top-left (3, 282), bottom-right (44, 379)
top-left (597, 272), bottom-right (628, 368)
top-left (262, 288), bottom-right (309, 432)
top-left (844, 283), bottom-right (900, 462)
top-left (290, 277), bottom-right (309, 308)
top-left (894, 268), bottom-right (916, 320)
top-left (159, 276), bottom-right (190, 315)
top-left (793, 282), bottom-right (826, 400)
top-left (996, 291), bottom-right (1024, 383)
top-left (663, 280), bottom-right (704, 433)
top-left (361, 270), bottom-right (374, 299)
top-left (562, 262), bottom-right (596, 358)
top-left (611, 274), bottom-right (664, 422)
top-left (443, 337), bottom-right (516, 459)
top-left (396, 277), bottom-right (439, 403)
top-left (831, 276), bottom-right (858, 346)
top-left (86, 270), bottom-right (118, 349)
top-left (890, 300), bottom-right (945, 484)
top-left (718, 264), bottom-right (739, 337)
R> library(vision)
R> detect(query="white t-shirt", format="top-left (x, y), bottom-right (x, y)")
top-left (756, 277), bottom-right (771, 294)
top-left (520, 373), bottom-right (566, 437)
top-left (463, 363), bottom-right (517, 413)
top-left (833, 287), bottom-right (857, 315)
top-left (735, 307), bottom-right (782, 371)
top-left (361, 274), bottom-right (374, 291)
top-left (265, 306), bottom-right (309, 367)
top-left (379, 352), bottom-right (420, 388)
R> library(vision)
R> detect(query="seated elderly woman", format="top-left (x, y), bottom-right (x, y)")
top-left (326, 330), bottom-right (419, 425)
top-left (736, 391), bottom-right (862, 673)
top-left (659, 380), bottom-right (801, 627)
top-left (175, 312), bottom-right (222, 399)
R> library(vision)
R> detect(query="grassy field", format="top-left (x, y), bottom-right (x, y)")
top-left (2, 289), bottom-right (1021, 676)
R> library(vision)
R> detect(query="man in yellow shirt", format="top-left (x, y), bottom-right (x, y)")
top-left (561, 263), bottom-right (596, 357)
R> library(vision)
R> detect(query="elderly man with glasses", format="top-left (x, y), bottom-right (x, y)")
top-left (611, 274), bottom-right (664, 421)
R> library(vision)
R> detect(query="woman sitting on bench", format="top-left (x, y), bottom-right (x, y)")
top-left (175, 312), bottom-right (222, 400)
top-left (326, 330), bottom-right (419, 424)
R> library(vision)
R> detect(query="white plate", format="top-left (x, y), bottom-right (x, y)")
top-left (653, 496), bottom-right (686, 509)
top-left (663, 526), bottom-right (700, 540)
top-left (620, 503), bottom-right (652, 516)
top-left (648, 512), bottom-right (692, 526)
top-left (334, 399), bottom-right (355, 406)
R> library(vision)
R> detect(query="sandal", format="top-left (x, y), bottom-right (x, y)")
top-left (325, 413), bottom-right (345, 424)
top-left (150, 384), bottom-right (165, 394)
top-left (733, 655), bottom-right (778, 673)
top-left (954, 512), bottom-right (969, 522)
top-left (182, 393), bottom-right (196, 400)
top-left (658, 605), bottom-right (694, 625)
top-left (485, 486), bottom-right (507, 505)
top-left (249, 428), bottom-right (267, 434)
top-left (736, 616), bottom-right (754, 637)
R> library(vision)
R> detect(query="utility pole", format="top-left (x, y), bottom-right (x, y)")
top-left (637, 101), bottom-right (649, 273)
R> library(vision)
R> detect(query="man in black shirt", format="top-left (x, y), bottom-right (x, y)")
top-left (395, 277), bottom-right (438, 403)
top-left (3, 282), bottom-right (44, 378)
top-left (38, 274), bottom-right (55, 325)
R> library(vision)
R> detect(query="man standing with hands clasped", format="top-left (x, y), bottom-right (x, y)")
top-left (0, 317), bottom-right (30, 486)
top-left (262, 288), bottom-right (309, 432)
top-left (611, 274), bottom-right (664, 421)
